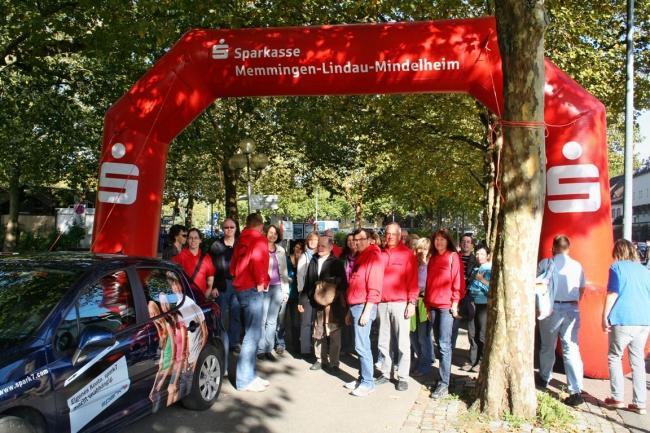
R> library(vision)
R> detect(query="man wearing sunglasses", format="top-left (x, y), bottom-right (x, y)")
top-left (210, 218), bottom-right (241, 353)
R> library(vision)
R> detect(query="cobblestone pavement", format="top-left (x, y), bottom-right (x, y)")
top-left (402, 369), bottom-right (647, 433)
top-left (403, 328), bottom-right (648, 433)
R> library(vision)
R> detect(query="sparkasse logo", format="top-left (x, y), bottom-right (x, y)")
top-left (212, 39), bottom-right (229, 59)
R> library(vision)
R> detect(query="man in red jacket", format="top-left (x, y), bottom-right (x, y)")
top-left (229, 213), bottom-right (270, 392)
top-left (344, 228), bottom-right (384, 397)
top-left (376, 223), bottom-right (419, 391)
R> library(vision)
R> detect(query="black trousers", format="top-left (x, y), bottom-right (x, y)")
top-left (468, 304), bottom-right (488, 366)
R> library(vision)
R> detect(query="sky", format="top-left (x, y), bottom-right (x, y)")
top-left (639, 110), bottom-right (650, 161)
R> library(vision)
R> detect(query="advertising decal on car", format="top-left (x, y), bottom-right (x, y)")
top-left (146, 271), bottom-right (208, 412)
top-left (0, 368), bottom-right (49, 401)
top-left (67, 356), bottom-right (130, 433)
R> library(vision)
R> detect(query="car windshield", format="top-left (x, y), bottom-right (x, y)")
top-left (0, 268), bottom-right (83, 351)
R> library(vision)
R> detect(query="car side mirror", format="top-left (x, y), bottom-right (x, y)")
top-left (72, 326), bottom-right (117, 366)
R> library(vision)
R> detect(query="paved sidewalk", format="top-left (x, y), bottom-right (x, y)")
top-left (402, 329), bottom-right (649, 433)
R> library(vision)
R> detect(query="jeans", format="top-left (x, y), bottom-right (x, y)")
top-left (468, 304), bottom-right (487, 366)
top-left (235, 288), bottom-right (264, 389)
top-left (258, 284), bottom-right (283, 354)
top-left (377, 301), bottom-right (411, 380)
top-left (217, 280), bottom-right (241, 351)
top-left (608, 325), bottom-right (649, 407)
top-left (299, 294), bottom-right (314, 354)
top-left (430, 308), bottom-right (453, 387)
top-left (410, 318), bottom-right (433, 374)
top-left (276, 297), bottom-right (290, 350)
top-left (350, 303), bottom-right (378, 388)
top-left (538, 302), bottom-right (583, 394)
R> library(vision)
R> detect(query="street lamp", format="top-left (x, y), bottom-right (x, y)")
top-left (228, 138), bottom-right (268, 214)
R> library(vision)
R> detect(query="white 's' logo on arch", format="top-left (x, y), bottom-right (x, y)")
top-left (546, 141), bottom-right (601, 214)
top-left (98, 143), bottom-right (139, 205)
top-left (211, 39), bottom-right (229, 59)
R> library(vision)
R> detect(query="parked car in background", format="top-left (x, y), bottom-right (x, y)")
top-left (0, 253), bottom-right (224, 433)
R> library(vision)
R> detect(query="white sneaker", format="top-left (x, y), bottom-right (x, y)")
top-left (350, 385), bottom-right (375, 397)
top-left (241, 377), bottom-right (268, 392)
top-left (256, 377), bottom-right (270, 387)
top-left (344, 380), bottom-right (360, 390)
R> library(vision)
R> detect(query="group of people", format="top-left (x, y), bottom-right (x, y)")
top-left (162, 215), bottom-right (649, 413)
top-left (535, 235), bottom-right (649, 414)
top-left (162, 216), bottom-right (494, 398)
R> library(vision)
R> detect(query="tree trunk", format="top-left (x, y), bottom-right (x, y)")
top-left (484, 115), bottom-right (502, 253)
top-left (354, 202), bottom-right (362, 229)
top-left (3, 166), bottom-right (20, 251)
top-left (184, 194), bottom-right (194, 228)
top-left (223, 160), bottom-right (239, 221)
top-left (478, 0), bottom-right (548, 419)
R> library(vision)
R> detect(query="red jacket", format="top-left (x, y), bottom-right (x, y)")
top-left (229, 228), bottom-right (270, 291)
top-left (381, 243), bottom-right (419, 303)
top-left (347, 244), bottom-right (384, 305)
top-left (424, 251), bottom-right (466, 309)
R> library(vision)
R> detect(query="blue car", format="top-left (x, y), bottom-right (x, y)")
top-left (0, 253), bottom-right (225, 433)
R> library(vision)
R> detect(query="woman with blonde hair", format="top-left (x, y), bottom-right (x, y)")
top-left (602, 239), bottom-right (650, 415)
top-left (410, 237), bottom-right (434, 378)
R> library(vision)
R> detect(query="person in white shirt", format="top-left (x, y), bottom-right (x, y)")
top-left (536, 235), bottom-right (586, 407)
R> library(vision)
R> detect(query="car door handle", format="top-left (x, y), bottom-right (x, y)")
top-left (188, 321), bottom-right (198, 332)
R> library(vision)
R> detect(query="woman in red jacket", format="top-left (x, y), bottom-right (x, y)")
top-left (425, 230), bottom-right (465, 399)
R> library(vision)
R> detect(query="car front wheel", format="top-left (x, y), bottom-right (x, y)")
top-left (182, 345), bottom-right (222, 410)
top-left (0, 416), bottom-right (37, 433)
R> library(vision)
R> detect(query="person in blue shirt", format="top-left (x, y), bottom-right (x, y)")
top-left (602, 239), bottom-right (650, 415)
top-left (463, 246), bottom-right (491, 372)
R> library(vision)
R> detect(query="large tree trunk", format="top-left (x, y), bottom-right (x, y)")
top-left (3, 166), bottom-right (20, 251)
top-left (478, 0), bottom-right (548, 418)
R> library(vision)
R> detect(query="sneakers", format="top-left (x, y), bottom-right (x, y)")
top-left (351, 385), bottom-right (375, 397)
top-left (604, 397), bottom-right (625, 409)
top-left (310, 361), bottom-right (322, 371)
top-left (374, 376), bottom-right (390, 385)
top-left (241, 376), bottom-right (269, 392)
top-left (563, 393), bottom-right (584, 407)
top-left (430, 383), bottom-right (449, 399)
top-left (627, 404), bottom-right (646, 415)
top-left (396, 380), bottom-right (409, 391)
top-left (344, 380), bottom-right (360, 390)
top-left (275, 346), bottom-right (285, 355)
top-left (265, 352), bottom-right (277, 362)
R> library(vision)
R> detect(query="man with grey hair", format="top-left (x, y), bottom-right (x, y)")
top-left (376, 222), bottom-right (419, 391)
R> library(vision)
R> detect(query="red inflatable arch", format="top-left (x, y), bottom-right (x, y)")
top-left (92, 17), bottom-right (644, 378)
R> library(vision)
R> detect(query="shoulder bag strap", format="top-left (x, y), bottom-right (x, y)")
top-left (190, 253), bottom-right (206, 282)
